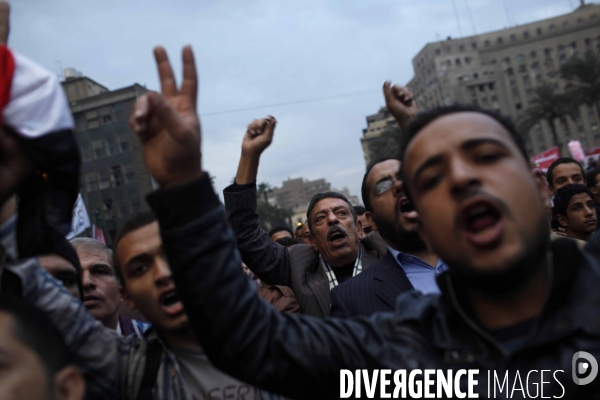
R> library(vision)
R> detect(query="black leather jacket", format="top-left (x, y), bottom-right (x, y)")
top-left (148, 174), bottom-right (600, 399)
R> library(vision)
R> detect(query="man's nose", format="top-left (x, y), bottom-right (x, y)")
top-left (448, 158), bottom-right (481, 198)
top-left (327, 211), bottom-right (339, 224)
top-left (154, 257), bottom-right (172, 287)
top-left (82, 270), bottom-right (94, 291)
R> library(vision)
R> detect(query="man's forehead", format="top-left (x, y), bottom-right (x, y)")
top-left (78, 248), bottom-right (111, 266)
top-left (554, 163), bottom-right (582, 176)
top-left (405, 112), bottom-right (517, 172)
top-left (312, 198), bottom-right (350, 213)
top-left (117, 222), bottom-right (161, 260)
top-left (569, 193), bottom-right (593, 205)
top-left (368, 160), bottom-right (401, 184)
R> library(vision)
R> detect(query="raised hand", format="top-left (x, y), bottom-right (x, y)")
top-left (129, 46), bottom-right (201, 188)
top-left (383, 81), bottom-right (418, 132)
top-left (0, 2), bottom-right (8, 46)
top-left (235, 116), bottom-right (277, 185)
top-left (241, 116), bottom-right (277, 157)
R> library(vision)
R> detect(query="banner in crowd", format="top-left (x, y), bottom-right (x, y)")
top-left (92, 224), bottom-right (106, 244)
top-left (531, 146), bottom-right (560, 173)
top-left (66, 194), bottom-right (90, 239)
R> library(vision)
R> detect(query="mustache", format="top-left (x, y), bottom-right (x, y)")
top-left (327, 223), bottom-right (348, 237)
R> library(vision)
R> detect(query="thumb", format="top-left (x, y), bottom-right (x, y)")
top-left (382, 81), bottom-right (395, 105)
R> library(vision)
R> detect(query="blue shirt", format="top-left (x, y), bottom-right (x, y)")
top-left (387, 246), bottom-right (448, 295)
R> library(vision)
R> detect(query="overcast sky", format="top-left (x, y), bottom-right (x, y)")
top-left (10, 0), bottom-right (599, 203)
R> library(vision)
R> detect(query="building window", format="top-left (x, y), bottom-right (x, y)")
top-left (459, 44), bottom-right (464, 51)
top-left (507, 67), bottom-right (514, 76)
top-left (563, 21), bottom-right (569, 29)
top-left (523, 31), bottom-right (529, 39)
top-left (571, 41), bottom-right (577, 49)
top-left (124, 166), bottom-right (135, 183)
top-left (94, 148), bottom-right (104, 159)
top-left (577, 18), bottom-right (584, 24)
top-left (484, 40), bottom-right (490, 47)
top-left (471, 42), bottom-right (477, 49)
top-left (537, 28), bottom-right (543, 36)
top-left (497, 37), bottom-right (504, 45)
top-left (519, 64), bottom-right (527, 73)
top-left (99, 179), bottom-right (110, 190)
top-left (110, 166), bottom-right (122, 187)
top-left (455, 58), bottom-right (461, 66)
top-left (530, 50), bottom-right (537, 58)
top-left (510, 34), bottom-right (516, 41)
top-left (120, 140), bottom-right (130, 152)
top-left (435, 49), bottom-right (441, 55)
top-left (550, 25), bottom-right (556, 32)
top-left (465, 57), bottom-right (471, 64)
top-left (488, 83), bottom-right (494, 90)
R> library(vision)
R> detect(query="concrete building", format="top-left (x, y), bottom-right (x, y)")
top-left (360, 107), bottom-right (399, 167)
top-left (404, 4), bottom-right (600, 157)
top-left (267, 177), bottom-right (362, 225)
top-left (62, 74), bottom-right (153, 243)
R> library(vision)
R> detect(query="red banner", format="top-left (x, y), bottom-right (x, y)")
top-left (92, 224), bottom-right (106, 245)
top-left (531, 146), bottom-right (560, 173)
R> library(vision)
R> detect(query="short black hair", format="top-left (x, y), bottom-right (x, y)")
top-left (546, 158), bottom-right (585, 188)
top-left (361, 158), bottom-right (396, 213)
top-left (275, 237), bottom-right (302, 247)
top-left (399, 104), bottom-right (529, 199)
top-left (268, 226), bottom-right (293, 238)
top-left (0, 294), bottom-right (69, 379)
top-left (113, 211), bottom-right (157, 284)
top-left (353, 205), bottom-right (366, 216)
top-left (587, 169), bottom-right (600, 189)
top-left (552, 183), bottom-right (593, 219)
top-left (306, 192), bottom-right (357, 234)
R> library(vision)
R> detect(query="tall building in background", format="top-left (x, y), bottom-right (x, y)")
top-left (62, 71), bottom-right (153, 243)
top-left (360, 107), bottom-right (399, 167)
top-left (267, 177), bottom-right (361, 225)
top-left (404, 4), bottom-right (600, 157)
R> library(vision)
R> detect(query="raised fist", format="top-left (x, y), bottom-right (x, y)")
top-left (241, 116), bottom-right (277, 157)
top-left (383, 81), bottom-right (418, 131)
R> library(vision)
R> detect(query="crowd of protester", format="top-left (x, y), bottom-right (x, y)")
top-left (2, 2), bottom-right (600, 398)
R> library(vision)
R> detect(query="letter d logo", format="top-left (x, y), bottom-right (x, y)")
top-left (572, 351), bottom-right (598, 385)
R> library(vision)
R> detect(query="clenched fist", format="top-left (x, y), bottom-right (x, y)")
top-left (241, 116), bottom-right (277, 158)
top-left (383, 81), bottom-right (418, 132)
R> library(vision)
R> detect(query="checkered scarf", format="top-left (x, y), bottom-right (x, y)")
top-left (320, 244), bottom-right (364, 291)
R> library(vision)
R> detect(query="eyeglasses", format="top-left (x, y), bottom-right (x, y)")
top-left (374, 178), bottom-right (394, 195)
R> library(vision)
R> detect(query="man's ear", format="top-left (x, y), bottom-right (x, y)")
top-left (356, 217), bottom-right (363, 235)
top-left (556, 214), bottom-right (569, 228)
top-left (533, 168), bottom-right (552, 212)
top-left (53, 365), bottom-right (86, 400)
top-left (120, 286), bottom-right (136, 311)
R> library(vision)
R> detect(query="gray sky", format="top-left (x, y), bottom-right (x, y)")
top-left (11, 0), bottom-right (598, 203)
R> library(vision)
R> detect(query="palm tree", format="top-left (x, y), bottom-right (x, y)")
top-left (518, 82), bottom-right (580, 155)
top-left (257, 182), bottom-right (273, 203)
top-left (560, 50), bottom-right (600, 122)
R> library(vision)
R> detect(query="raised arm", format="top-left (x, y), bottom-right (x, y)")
top-left (382, 81), bottom-right (418, 133)
top-left (222, 117), bottom-right (293, 286)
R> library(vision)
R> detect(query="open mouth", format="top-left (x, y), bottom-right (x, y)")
top-left (459, 199), bottom-right (504, 247)
top-left (399, 197), bottom-right (418, 220)
top-left (160, 290), bottom-right (184, 315)
top-left (327, 228), bottom-right (347, 246)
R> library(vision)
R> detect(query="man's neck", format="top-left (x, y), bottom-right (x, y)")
top-left (105, 313), bottom-right (120, 330)
top-left (566, 227), bottom-right (592, 242)
top-left (468, 263), bottom-right (549, 330)
top-left (162, 327), bottom-right (199, 349)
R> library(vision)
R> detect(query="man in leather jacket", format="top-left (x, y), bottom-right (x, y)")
top-left (130, 48), bottom-right (600, 398)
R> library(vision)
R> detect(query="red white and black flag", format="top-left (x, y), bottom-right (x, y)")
top-left (1, 45), bottom-right (81, 262)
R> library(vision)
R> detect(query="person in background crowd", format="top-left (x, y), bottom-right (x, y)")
top-left (353, 205), bottom-right (372, 239)
top-left (71, 238), bottom-right (150, 336)
top-left (128, 48), bottom-right (600, 395)
top-left (38, 253), bottom-right (81, 299)
top-left (274, 236), bottom-right (302, 248)
top-left (294, 223), bottom-right (303, 239)
top-left (268, 225), bottom-right (294, 242)
top-left (553, 184), bottom-right (597, 242)
top-left (586, 168), bottom-right (600, 228)
top-left (546, 157), bottom-right (586, 195)
top-left (0, 294), bottom-right (86, 400)
top-left (224, 116), bottom-right (386, 317)
top-left (298, 220), bottom-right (311, 244)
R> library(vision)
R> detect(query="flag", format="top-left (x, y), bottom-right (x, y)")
top-left (531, 146), bottom-right (560, 173)
top-left (92, 224), bottom-right (106, 245)
top-left (66, 194), bottom-right (91, 239)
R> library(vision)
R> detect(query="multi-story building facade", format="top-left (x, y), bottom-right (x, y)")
top-left (268, 177), bottom-right (361, 225)
top-left (62, 74), bottom-right (153, 243)
top-left (360, 107), bottom-right (399, 167)
top-left (404, 4), bottom-right (600, 157)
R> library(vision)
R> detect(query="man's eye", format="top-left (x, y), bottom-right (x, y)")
top-left (316, 216), bottom-right (325, 222)
top-left (132, 265), bottom-right (148, 276)
top-left (477, 153), bottom-right (502, 163)
top-left (337, 211), bottom-right (347, 216)
top-left (420, 175), bottom-right (441, 191)
top-left (574, 176), bottom-right (583, 182)
top-left (61, 277), bottom-right (76, 287)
